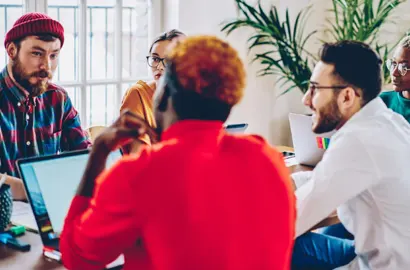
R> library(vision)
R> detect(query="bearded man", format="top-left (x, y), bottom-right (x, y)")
top-left (291, 41), bottom-right (410, 270)
top-left (0, 13), bottom-right (90, 201)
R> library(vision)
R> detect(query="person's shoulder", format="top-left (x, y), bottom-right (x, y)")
top-left (45, 83), bottom-right (69, 98)
top-left (223, 134), bottom-right (282, 159)
top-left (124, 80), bottom-right (153, 96)
top-left (380, 90), bottom-right (397, 103)
top-left (113, 146), bottom-right (154, 173)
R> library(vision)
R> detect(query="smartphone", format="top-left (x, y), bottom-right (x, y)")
top-left (281, 151), bottom-right (295, 159)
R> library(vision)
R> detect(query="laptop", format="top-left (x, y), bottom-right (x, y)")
top-left (16, 148), bottom-right (124, 269)
top-left (225, 123), bottom-right (248, 134)
top-left (289, 113), bottom-right (335, 166)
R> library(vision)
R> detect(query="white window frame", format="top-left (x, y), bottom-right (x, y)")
top-left (24, 0), bottom-right (163, 127)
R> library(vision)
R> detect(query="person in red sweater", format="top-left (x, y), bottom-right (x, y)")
top-left (60, 35), bottom-right (295, 270)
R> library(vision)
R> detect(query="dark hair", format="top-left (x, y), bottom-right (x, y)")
top-left (319, 40), bottom-right (382, 105)
top-left (149, 29), bottom-right (185, 53)
top-left (13, 34), bottom-right (59, 50)
top-left (158, 64), bottom-right (231, 122)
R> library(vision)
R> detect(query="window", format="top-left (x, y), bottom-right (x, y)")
top-left (0, 0), bottom-right (153, 128)
top-left (47, 0), bottom-right (151, 127)
top-left (0, 0), bottom-right (24, 67)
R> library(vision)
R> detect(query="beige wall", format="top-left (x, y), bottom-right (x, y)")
top-left (161, 0), bottom-right (410, 146)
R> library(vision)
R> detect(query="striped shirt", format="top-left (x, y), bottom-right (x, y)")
top-left (0, 66), bottom-right (91, 177)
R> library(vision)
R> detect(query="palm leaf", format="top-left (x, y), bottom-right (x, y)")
top-left (221, 0), bottom-right (316, 94)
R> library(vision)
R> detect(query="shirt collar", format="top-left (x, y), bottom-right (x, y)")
top-left (1, 66), bottom-right (35, 106)
top-left (161, 120), bottom-right (225, 141)
top-left (337, 97), bottom-right (387, 134)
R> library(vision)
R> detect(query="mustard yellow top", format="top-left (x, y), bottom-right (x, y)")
top-left (120, 80), bottom-right (156, 150)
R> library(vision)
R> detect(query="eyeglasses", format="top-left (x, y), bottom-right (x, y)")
top-left (146, 56), bottom-right (167, 68)
top-left (386, 59), bottom-right (409, 76)
top-left (308, 84), bottom-right (348, 97)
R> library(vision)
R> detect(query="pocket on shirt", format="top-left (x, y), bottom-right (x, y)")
top-left (43, 131), bottom-right (62, 155)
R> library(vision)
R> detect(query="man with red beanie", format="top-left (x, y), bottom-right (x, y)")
top-left (0, 13), bottom-right (90, 202)
top-left (60, 36), bottom-right (296, 270)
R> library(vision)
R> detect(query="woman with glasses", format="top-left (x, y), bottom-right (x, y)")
top-left (380, 36), bottom-right (410, 124)
top-left (120, 29), bottom-right (185, 153)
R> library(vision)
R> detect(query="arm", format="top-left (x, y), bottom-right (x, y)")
top-left (3, 175), bottom-right (26, 201)
top-left (295, 134), bottom-right (378, 237)
top-left (60, 111), bottom-right (155, 269)
top-left (60, 157), bottom-right (146, 270)
top-left (61, 93), bottom-right (91, 151)
top-left (120, 86), bottom-right (151, 153)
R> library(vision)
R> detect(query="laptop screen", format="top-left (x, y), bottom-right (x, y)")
top-left (18, 149), bottom-right (122, 242)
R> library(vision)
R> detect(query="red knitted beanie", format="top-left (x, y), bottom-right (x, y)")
top-left (4, 12), bottom-right (64, 48)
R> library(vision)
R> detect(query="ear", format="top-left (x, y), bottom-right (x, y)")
top-left (6, 43), bottom-right (17, 59)
top-left (337, 87), bottom-right (357, 111)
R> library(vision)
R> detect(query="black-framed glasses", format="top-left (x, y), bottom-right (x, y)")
top-left (146, 56), bottom-right (167, 68)
top-left (386, 59), bottom-right (409, 76)
top-left (308, 84), bottom-right (348, 97)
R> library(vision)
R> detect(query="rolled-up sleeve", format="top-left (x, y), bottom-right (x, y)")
top-left (294, 134), bottom-right (378, 237)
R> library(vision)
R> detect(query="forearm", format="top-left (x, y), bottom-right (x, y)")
top-left (4, 175), bottom-right (27, 201)
top-left (76, 146), bottom-right (110, 197)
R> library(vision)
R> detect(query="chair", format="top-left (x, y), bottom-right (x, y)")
top-left (85, 126), bottom-right (107, 143)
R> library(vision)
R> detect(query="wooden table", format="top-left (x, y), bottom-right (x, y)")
top-left (0, 232), bottom-right (64, 270)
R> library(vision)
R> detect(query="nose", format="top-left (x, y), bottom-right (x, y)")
top-left (156, 61), bottom-right (165, 70)
top-left (392, 65), bottom-right (401, 77)
top-left (40, 57), bottom-right (52, 71)
top-left (302, 90), bottom-right (312, 107)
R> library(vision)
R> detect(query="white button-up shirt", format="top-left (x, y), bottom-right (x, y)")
top-left (293, 97), bottom-right (410, 270)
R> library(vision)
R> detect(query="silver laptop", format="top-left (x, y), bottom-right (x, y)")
top-left (16, 148), bottom-right (124, 269)
top-left (289, 113), bottom-right (335, 166)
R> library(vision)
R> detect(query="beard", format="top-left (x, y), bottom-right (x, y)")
top-left (11, 56), bottom-right (52, 97)
top-left (312, 97), bottom-right (342, 134)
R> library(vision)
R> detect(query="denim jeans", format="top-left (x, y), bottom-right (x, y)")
top-left (318, 223), bottom-right (354, 240)
top-left (291, 231), bottom-right (356, 270)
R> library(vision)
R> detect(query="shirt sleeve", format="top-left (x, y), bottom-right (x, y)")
top-left (61, 93), bottom-right (91, 150)
top-left (120, 85), bottom-right (151, 146)
top-left (295, 133), bottom-right (379, 237)
top-left (60, 151), bottom-right (150, 270)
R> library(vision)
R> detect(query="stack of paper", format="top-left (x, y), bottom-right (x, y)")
top-left (11, 201), bottom-right (38, 232)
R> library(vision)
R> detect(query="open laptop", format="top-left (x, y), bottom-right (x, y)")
top-left (225, 123), bottom-right (248, 134)
top-left (16, 148), bottom-right (124, 269)
top-left (289, 113), bottom-right (335, 166)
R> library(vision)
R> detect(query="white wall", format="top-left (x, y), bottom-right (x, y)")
top-left (161, 0), bottom-right (410, 146)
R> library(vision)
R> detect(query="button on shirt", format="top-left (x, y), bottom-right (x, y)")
top-left (0, 67), bottom-right (91, 177)
top-left (293, 98), bottom-right (410, 270)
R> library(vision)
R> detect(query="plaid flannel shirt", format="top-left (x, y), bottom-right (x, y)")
top-left (0, 66), bottom-right (91, 177)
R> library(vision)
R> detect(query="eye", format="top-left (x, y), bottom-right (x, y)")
top-left (32, 52), bottom-right (42, 57)
top-left (50, 54), bottom-right (58, 60)
top-left (152, 57), bottom-right (160, 62)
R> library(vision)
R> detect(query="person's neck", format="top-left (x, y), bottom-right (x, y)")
top-left (147, 80), bottom-right (157, 91)
top-left (402, 90), bottom-right (410, 99)
top-left (7, 63), bottom-right (28, 94)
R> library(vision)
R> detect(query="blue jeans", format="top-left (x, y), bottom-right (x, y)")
top-left (318, 223), bottom-right (354, 240)
top-left (291, 230), bottom-right (356, 270)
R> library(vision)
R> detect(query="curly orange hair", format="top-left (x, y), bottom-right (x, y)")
top-left (167, 35), bottom-right (246, 106)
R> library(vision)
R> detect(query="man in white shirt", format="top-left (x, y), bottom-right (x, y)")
top-left (291, 40), bottom-right (410, 270)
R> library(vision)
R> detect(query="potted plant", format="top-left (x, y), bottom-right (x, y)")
top-left (221, 0), bottom-right (406, 94)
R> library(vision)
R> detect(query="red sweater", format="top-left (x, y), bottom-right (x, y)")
top-left (60, 120), bottom-right (295, 270)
